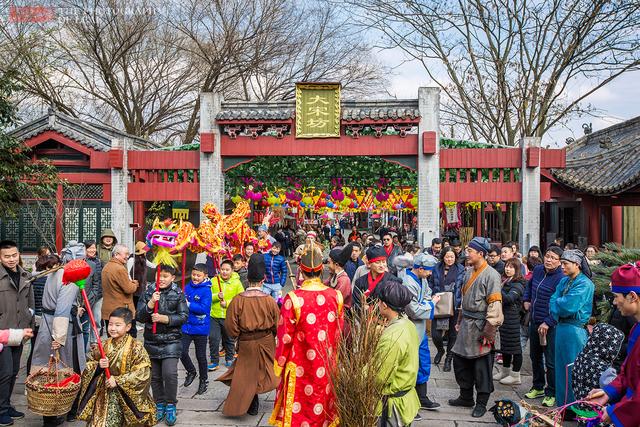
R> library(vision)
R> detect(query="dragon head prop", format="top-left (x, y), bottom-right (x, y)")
top-left (146, 218), bottom-right (179, 267)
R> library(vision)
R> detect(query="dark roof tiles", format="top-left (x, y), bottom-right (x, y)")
top-left (216, 99), bottom-right (420, 122)
top-left (552, 115), bottom-right (640, 196)
top-left (10, 109), bottom-right (160, 151)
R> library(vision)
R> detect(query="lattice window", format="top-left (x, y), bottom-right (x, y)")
top-left (64, 207), bottom-right (80, 243)
top-left (82, 207), bottom-right (98, 243)
top-left (100, 207), bottom-right (111, 230)
top-left (3, 216), bottom-right (19, 242)
top-left (38, 206), bottom-right (55, 249)
top-left (63, 184), bottom-right (103, 200)
top-left (0, 204), bottom-right (55, 251)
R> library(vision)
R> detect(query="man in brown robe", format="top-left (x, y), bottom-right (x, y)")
top-left (217, 253), bottom-right (280, 416)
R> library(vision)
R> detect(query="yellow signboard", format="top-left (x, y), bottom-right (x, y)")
top-left (295, 83), bottom-right (341, 138)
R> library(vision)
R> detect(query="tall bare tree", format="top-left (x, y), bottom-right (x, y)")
top-left (343, 0), bottom-right (640, 145)
top-left (1, 0), bottom-right (387, 145)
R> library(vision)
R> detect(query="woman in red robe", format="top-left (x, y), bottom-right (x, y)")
top-left (269, 242), bottom-right (344, 427)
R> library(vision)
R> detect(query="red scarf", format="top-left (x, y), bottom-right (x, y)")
top-left (365, 272), bottom-right (384, 297)
top-left (384, 244), bottom-right (393, 257)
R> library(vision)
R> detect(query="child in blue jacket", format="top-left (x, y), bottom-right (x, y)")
top-left (180, 263), bottom-right (212, 395)
top-left (262, 242), bottom-right (288, 299)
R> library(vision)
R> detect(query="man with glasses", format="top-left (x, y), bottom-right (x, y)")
top-left (487, 245), bottom-right (505, 275)
top-left (522, 245), bottom-right (565, 407)
top-left (381, 232), bottom-right (402, 277)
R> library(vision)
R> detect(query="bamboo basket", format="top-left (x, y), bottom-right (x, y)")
top-left (26, 352), bottom-right (81, 416)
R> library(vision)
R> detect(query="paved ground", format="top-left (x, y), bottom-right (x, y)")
top-left (12, 336), bottom-right (574, 427)
top-left (12, 260), bottom-right (574, 426)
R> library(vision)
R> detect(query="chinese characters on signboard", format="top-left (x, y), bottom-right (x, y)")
top-left (295, 83), bottom-right (341, 138)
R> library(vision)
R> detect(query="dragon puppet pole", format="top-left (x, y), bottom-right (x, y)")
top-left (152, 265), bottom-right (160, 334)
top-left (62, 260), bottom-right (111, 378)
top-left (214, 255), bottom-right (223, 293)
top-left (181, 248), bottom-right (187, 291)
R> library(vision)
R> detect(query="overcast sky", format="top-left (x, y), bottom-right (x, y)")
top-left (383, 51), bottom-right (640, 147)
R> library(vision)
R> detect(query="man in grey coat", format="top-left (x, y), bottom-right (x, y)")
top-left (0, 240), bottom-right (33, 425)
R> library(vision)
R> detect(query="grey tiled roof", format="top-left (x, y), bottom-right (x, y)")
top-left (10, 109), bottom-right (161, 151)
top-left (552, 115), bottom-right (640, 196)
top-left (216, 99), bottom-right (421, 121)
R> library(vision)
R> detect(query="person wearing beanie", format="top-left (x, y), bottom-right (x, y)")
top-left (375, 280), bottom-right (421, 426)
top-left (549, 249), bottom-right (595, 418)
top-left (449, 237), bottom-right (504, 418)
top-left (587, 261), bottom-right (640, 426)
top-left (403, 253), bottom-right (441, 411)
top-left (522, 245), bottom-right (565, 406)
top-left (352, 245), bottom-right (403, 313)
top-left (325, 244), bottom-right (354, 310)
top-left (257, 224), bottom-right (275, 254)
top-left (217, 253), bottom-right (280, 417)
top-left (270, 242), bottom-right (344, 427)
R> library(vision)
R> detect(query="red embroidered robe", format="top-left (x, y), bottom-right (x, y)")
top-left (269, 278), bottom-right (344, 427)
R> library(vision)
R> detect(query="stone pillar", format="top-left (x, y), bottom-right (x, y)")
top-left (417, 87), bottom-right (441, 247)
top-left (519, 137), bottom-right (541, 251)
top-left (110, 138), bottom-right (133, 250)
top-left (199, 92), bottom-right (225, 213)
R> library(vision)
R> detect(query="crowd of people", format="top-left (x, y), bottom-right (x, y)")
top-left (0, 221), bottom-right (639, 427)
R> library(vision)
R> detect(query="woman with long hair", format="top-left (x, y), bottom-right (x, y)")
top-left (493, 258), bottom-right (526, 385)
top-left (430, 246), bottom-right (465, 372)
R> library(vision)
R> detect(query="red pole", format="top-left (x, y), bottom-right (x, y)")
top-left (181, 249), bottom-right (187, 291)
top-left (80, 289), bottom-right (111, 378)
top-left (214, 256), bottom-right (223, 293)
top-left (152, 265), bottom-right (160, 334)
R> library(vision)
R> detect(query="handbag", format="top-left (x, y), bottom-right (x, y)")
top-left (433, 291), bottom-right (454, 318)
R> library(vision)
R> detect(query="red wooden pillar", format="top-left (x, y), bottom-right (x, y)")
top-left (612, 205), bottom-right (623, 245)
top-left (133, 201), bottom-right (145, 242)
top-left (584, 196), bottom-right (600, 247)
top-left (55, 184), bottom-right (64, 253)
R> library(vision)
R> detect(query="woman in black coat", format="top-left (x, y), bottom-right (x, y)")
top-left (429, 246), bottom-right (465, 372)
top-left (493, 257), bottom-right (525, 385)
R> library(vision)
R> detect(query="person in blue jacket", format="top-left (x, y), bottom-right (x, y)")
top-left (404, 253), bottom-right (441, 412)
top-left (262, 242), bottom-right (288, 300)
top-left (430, 246), bottom-right (465, 372)
top-left (180, 263), bottom-right (212, 395)
top-left (522, 245), bottom-right (565, 407)
top-left (550, 249), bottom-right (594, 419)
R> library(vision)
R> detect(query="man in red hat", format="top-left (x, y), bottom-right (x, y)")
top-left (269, 242), bottom-right (344, 427)
top-left (588, 261), bottom-right (640, 426)
top-left (352, 245), bottom-right (402, 313)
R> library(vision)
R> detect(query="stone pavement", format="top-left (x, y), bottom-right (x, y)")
top-left (12, 336), bottom-right (576, 426)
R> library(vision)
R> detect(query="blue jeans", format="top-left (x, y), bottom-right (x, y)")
top-left (262, 283), bottom-right (282, 300)
top-left (529, 322), bottom-right (555, 397)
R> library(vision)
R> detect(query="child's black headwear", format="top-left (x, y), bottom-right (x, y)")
top-left (247, 253), bottom-right (266, 283)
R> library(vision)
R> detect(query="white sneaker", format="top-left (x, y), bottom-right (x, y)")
top-left (500, 371), bottom-right (522, 385)
top-left (493, 366), bottom-right (509, 381)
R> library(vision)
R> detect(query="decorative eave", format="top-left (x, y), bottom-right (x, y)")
top-left (552, 115), bottom-right (640, 196)
top-left (10, 109), bottom-right (161, 151)
top-left (215, 98), bottom-right (420, 123)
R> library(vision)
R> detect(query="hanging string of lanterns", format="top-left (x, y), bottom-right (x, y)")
top-left (230, 185), bottom-right (419, 213)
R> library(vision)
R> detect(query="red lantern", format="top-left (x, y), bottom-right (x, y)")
top-left (62, 259), bottom-right (92, 284)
